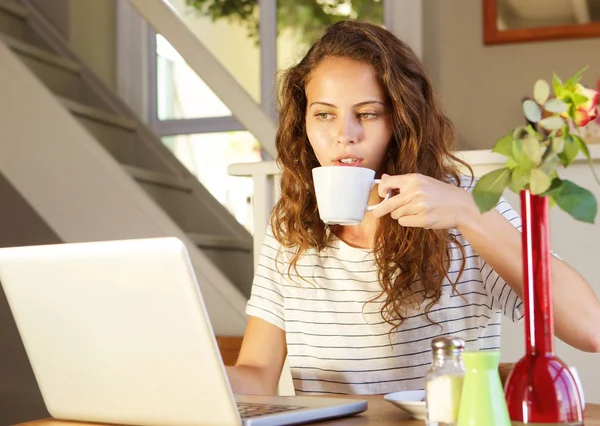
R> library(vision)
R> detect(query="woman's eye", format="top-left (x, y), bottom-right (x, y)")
top-left (315, 112), bottom-right (333, 120)
top-left (358, 112), bottom-right (378, 120)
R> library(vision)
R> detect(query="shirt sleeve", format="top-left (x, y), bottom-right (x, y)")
top-left (477, 197), bottom-right (525, 323)
top-left (245, 226), bottom-right (286, 330)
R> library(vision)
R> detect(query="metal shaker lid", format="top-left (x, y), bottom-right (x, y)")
top-left (431, 336), bottom-right (465, 356)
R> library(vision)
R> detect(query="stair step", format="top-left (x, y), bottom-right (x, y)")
top-left (136, 177), bottom-right (243, 237)
top-left (57, 97), bottom-right (140, 165)
top-left (187, 233), bottom-right (252, 251)
top-left (0, 33), bottom-right (81, 72)
top-left (1, 32), bottom-right (110, 111)
top-left (0, 0), bottom-right (27, 40)
top-left (0, 33), bottom-right (93, 105)
top-left (58, 97), bottom-right (137, 131)
top-left (57, 97), bottom-right (181, 178)
top-left (123, 165), bottom-right (193, 192)
top-left (0, 1), bottom-right (27, 19)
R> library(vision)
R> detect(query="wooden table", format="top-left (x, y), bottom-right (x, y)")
top-left (16, 396), bottom-right (600, 426)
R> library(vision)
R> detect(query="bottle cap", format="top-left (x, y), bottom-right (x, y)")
top-left (431, 336), bottom-right (465, 357)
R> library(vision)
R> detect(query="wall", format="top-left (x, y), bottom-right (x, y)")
top-left (423, 0), bottom-right (600, 150)
top-left (70, 0), bottom-right (117, 90)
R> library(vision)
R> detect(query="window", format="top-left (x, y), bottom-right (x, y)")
top-left (162, 132), bottom-right (261, 233)
top-left (156, 35), bottom-right (231, 120)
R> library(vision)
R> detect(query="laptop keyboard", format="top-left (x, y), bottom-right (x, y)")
top-left (237, 402), bottom-right (304, 418)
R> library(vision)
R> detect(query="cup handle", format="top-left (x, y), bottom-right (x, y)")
top-left (366, 179), bottom-right (391, 212)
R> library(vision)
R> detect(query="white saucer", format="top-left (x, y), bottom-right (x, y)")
top-left (384, 390), bottom-right (426, 420)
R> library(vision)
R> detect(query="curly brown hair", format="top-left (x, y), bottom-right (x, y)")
top-left (270, 20), bottom-right (473, 330)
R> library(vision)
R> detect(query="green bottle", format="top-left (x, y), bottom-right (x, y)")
top-left (457, 351), bottom-right (510, 426)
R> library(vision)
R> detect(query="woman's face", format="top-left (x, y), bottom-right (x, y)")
top-left (305, 56), bottom-right (393, 174)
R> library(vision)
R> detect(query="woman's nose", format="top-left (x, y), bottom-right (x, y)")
top-left (336, 116), bottom-right (360, 145)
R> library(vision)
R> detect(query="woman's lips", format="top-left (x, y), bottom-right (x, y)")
top-left (334, 156), bottom-right (363, 167)
top-left (334, 160), bottom-right (363, 167)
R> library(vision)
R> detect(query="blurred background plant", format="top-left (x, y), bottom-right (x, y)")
top-left (185, 0), bottom-right (383, 44)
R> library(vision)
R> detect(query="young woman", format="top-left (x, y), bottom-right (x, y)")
top-left (226, 20), bottom-right (600, 396)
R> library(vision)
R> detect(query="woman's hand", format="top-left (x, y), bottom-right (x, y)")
top-left (372, 173), bottom-right (478, 229)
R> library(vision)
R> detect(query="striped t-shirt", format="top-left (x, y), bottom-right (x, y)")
top-left (246, 194), bottom-right (524, 395)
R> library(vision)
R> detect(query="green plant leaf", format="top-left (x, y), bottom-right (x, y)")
top-left (472, 168), bottom-right (511, 213)
top-left (557, 137), bottom-right (580, 167)
top-left (572, 134), bottom-right (600, 184)
top-left (551, 137), bottom-right (565, 153)
top-left (560, 94), bottom-right (576, 119)
top-left (509, 166), bottom-right (529, 193)
top-left (564, 65), bottom-right (588, 91)
top-left (542, 177), bottom-right (564, 197)
top-left (553, 73), bottom-right (564, 97)
top-left (525, 124), bottom-right (540, 137)
top-left (512, 126), bottom-right (527, 139)
top-left (523, 100), bottom-right (542, 123)
top-left (533, 79), bottom-right (550, 105)
top-left (512, 138), bottom-right (537, 171)
top-left (541, 142), bottom-right (553, 162)
top-left (572, 93), bottom-right (589, 105)
top-left (492, 134), bottom-right (514, 157)
top-left (539, 116), bottom-right (565, 131)
top-left (505, 156), bottom-right (519, 169)
top-left (544, 98), bottom-right (569, 114)
top-left (553, 179), bottom-right (597, 223)
top-left (529, 168), bottom-right (552, 195)
top-left (522, 135), bottom-right (542, 165)
top-left (541, 153), bottom-right (561, 175)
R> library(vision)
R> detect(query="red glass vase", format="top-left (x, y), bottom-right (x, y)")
top-left (504, 190), bottom-right (583, 425)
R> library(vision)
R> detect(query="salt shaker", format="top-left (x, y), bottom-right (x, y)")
top-left (425, 336), bottom-right (466, 426)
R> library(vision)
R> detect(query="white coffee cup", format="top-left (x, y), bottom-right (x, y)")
top-left (312, 166), bottom-right (390, 225)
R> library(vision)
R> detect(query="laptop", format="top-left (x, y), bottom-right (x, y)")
top-left (0, 237), bottom-right (367, 426)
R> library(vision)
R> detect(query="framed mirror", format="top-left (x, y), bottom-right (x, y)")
top-left (483, 0), bottom-right (600, 45)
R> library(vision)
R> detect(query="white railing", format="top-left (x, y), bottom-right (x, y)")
top-left (229, 160), bottom-right (280, 264)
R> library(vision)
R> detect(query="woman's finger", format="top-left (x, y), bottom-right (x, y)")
top-left (377, 174), bottom-right (414, 198)
top-left (397, 214), bottom-right (424, 228)
top-left (371, 192), bottom-right (412, 218)
top-left (390, 200), bottom-right (420, 220)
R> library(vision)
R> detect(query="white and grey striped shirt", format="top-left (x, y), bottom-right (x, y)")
top-left (246, 193), bottom-right (524, 395)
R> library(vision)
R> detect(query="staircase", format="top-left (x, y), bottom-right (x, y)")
top-left (0, 0), bottom-right (254, 299)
